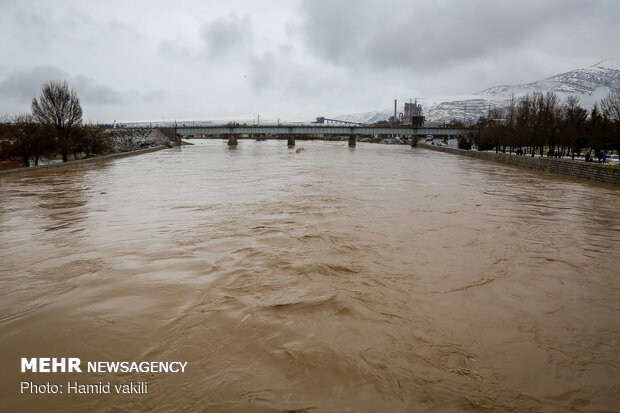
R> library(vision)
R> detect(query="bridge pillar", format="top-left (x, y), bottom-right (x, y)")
top-left (348, 135), bottom-right (356, 147)
top-left (228, 135), bottom-right (238, 146)
top-left (287, 135), bottom-right (295, 146)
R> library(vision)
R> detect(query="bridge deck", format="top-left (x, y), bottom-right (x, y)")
top-left (175, 125), bottom-right (465, 137)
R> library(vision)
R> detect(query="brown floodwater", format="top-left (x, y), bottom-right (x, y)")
top-left (1, 140), bottom-right (619, 412)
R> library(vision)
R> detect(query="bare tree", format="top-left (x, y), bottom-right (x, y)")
top-left (600, 87), bottom-right (620, 122)
top-left (515, 94), bottom-right (536, 155)
top-left (0, 115), bottom-right (15, 162)
top-left (539, 91), bottom-right (562, 156)
top-left (9, 114), bottom-right (51, 166)
top-left (601, 87), bottom-right (620, 153)
top-left (72, 124), bottom-right (114, 158)
top-left (561, 96), bottom-right (587, 155)
top-left (505, 94), bottom-right (518, 151)
top-left (31, 80), bottom-right (83, 161)
top-left (600, 87), bottom-right (620, 155)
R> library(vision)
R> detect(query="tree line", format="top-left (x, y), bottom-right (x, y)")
top-left (0, 81), bottom-right (113, 167)
top-left (458, 88), bottom-right (620, 158)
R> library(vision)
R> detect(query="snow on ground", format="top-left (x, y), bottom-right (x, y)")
top-left (107, 128), bottom-right (172, 152)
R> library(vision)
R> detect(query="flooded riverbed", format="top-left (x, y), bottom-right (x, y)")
top-left (1, 140), bottom-right (619, 412)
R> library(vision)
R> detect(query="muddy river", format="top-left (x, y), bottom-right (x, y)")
top-left (1, 140), bottom-right (619, 412)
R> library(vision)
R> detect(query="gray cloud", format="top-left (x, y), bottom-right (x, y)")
top-left (201, 14), bottom-right (252, 58)
top-left (248, 52), bottom-right (277, 91)
top-left (0, 1), bottom-right (618, 120)
top-left (0, 65), bottom-right (168, 120)
top-left (131, 89), bottom-right (170, 103)
top-left (72, 75), bottom-right (124, 105)
top-left (295, 0), bottom-right (619, 73)
top-left (247, 49), bottom-right (343, 98)
top-left (0, 66), bottom-right (67, 101)
top-left (0, 66), bottom-right (123, 106)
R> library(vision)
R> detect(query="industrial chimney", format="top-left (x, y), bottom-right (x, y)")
top-left (394, 100), bottom-right (397, 126)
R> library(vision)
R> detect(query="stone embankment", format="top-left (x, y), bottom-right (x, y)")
top-left (108, 128), bottom-right (173, 152)
top-left (418, 143), bottom-right (620, 186)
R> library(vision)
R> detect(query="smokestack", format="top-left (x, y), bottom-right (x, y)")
top-left (394, 99), bottom-right (397, 125)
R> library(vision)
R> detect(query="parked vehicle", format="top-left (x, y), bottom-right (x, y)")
top-left (608, 154), bottom-right (619, 165)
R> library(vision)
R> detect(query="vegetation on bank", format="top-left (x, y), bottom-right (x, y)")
top-left (0, 81), bottom-right (114, 168)
top-left (1, 83), bottom-right (175, 170)
top-left (456, 88), bottom-right (620, 158)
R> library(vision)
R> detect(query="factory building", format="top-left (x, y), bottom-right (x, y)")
top-left (389, 99), bottom-right (425, 126)
top-left (403, 100), bottom-right (424, 126)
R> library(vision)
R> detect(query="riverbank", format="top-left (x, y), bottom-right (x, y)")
top-left (418, 142), bottom-right (620, 186)
top-left (0, 144), bottom-right (173, 176)
top-left (1, 128), bottom-right (178, 176)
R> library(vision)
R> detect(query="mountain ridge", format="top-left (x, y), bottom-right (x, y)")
top-left (334, 54), bottom-right (620, 123)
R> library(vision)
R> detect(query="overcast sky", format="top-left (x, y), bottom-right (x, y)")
top-left (1, 0), bottom-right (619, 122)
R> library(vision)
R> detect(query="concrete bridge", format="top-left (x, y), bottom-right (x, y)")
top-left (175, 124), bottom-right (467, 147)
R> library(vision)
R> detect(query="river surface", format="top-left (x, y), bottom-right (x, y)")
top-left (1, 140), bottom-right (619, 412)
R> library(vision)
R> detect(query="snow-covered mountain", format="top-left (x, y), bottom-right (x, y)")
top-left (478, 55), bottom-right (620, 99)
top-left (334, 97), bottom-right (506, 124)
top-left (334, 55), bottom-right (620, 123)
top-left (424, 98), bottom-right (506, 123)
top-left (331, 110), bottom-right (393, 125)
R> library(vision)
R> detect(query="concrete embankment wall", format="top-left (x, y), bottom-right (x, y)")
top-left (0, 145), bottom-right (171, 176)
top-left (417, 143), bottom-right (620, 186)
top-left (156, 127), bottom-right (181, 145)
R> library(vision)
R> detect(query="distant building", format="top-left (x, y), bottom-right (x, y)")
top-left (403, 101), bottom-right (425, 126)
